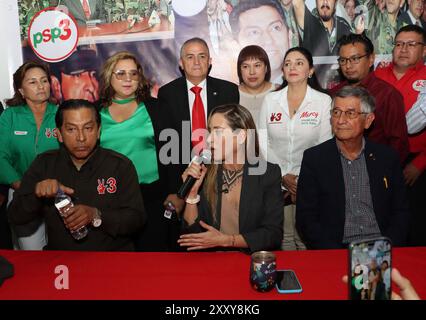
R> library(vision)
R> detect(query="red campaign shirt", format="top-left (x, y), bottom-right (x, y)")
top-left (329, 72), bottom-right (409, 164)
top-left (375, 62), bottom-right (426, 171)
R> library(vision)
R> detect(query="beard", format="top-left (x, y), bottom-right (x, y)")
top-left (319, 5), bottom-right (335, 22)
top-left (346, 77), bottom-right (361, 84)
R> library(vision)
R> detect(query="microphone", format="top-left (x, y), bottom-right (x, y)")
top-left (177, 149), bottom-right (212, 199)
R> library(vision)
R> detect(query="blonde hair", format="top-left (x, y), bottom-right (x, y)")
top-left (99, 51), bottom-right (151, 106)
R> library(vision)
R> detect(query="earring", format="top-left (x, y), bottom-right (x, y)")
top-left (308, 74), bottom-right (312, 78)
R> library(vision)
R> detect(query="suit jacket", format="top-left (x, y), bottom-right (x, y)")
top-left (296, 138), bottom-right (410, 249)
top-left (59, 0), bottom-right (107, 25)
top-left (157, 76), bottom-right (239, 193)
top-left (397, 11), bottom-right (426, 30)
top-left (183, 162), bottom-right (284, 252)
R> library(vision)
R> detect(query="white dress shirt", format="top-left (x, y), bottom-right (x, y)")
top-left (406, 87), bottom-right (426, 134)
top-left (258, 86), bottom-right (332, 177)
top-left (186, 79), bottom-right (208, 125)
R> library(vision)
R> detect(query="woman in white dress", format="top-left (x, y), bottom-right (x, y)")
top-left (258, 47), bottom-right (332, 250)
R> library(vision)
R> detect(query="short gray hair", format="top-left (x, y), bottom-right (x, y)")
top-left (180, 37), bottom-right (210, 59)
top-left (333, 86), bottom-right (375, 113)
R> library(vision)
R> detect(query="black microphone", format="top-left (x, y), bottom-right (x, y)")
top-left (177, 149), bottom-right (212, 199)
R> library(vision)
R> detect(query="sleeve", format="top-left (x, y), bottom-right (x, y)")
top-left (385, 151), bottom-right (410, 246)
top-left (257, 95), bottom-right (285, 174)
top-left (157, 87), bottom-right (182, 195)
top-left (0, 110), bottom-right (21, 185)
top-left (99, 159), bottom-right (146, 237)
top-left (180, 192), bottom-right (213, 234)
top-left (241, 164), bottom-right (284, 252)
top-left (382, 90), bottom-right (409, 163)
top-left (8, 155), bottom-right (46, 226)
top-left (296, 149), bottom-right (339, 249)
top-left (318, 95), bottom-right (333, 144)
top-left (406, 92), bottom-right (426, 134)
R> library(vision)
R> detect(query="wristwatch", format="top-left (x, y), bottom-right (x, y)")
top-left (92, 208), bottom-right (102, 228)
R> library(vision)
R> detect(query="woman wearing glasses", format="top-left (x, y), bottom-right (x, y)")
top-left (99, 51), bottom-right (179, 251)
top-left (258, 47), bottom-right (332, 250)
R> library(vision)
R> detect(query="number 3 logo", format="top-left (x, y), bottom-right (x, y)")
top-left (106, 177), bottom-right (117, 194)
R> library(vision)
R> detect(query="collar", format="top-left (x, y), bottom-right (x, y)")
top-left (388, 60), bottom-right (426, 75)
top-left (186, 78), bottom-right (207, 92)
top-left (59, 144), bottom-right (102, 172)
top-left (407, 10), bottom-right (420, 25)
top-left (336, 137), bottom-right (366, 161)
top-left (359, 72), bottom-right (376, 88)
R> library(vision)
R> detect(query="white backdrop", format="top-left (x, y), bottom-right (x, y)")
top-left (0, 0), bottom-right (22, 105)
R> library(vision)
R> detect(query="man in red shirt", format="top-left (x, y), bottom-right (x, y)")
top-left (375, 24), bottom-right (426, 246)
top-left (330, 34), bottom-right (409, 163)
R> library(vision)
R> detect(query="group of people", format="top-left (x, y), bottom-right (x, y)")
top-left (0, 22), bottom-right (425, 256)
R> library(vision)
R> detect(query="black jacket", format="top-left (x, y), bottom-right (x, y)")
top-left (296, 138), bottom-right (410, 249)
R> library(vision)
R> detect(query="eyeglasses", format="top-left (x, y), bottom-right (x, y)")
top-left (331, 108), bottom-right (368, 119)
top-left (337, 54), bottom-right (369, 66)
top-left (112, 69), bottom-right (139, 81)
top-left (394, 41), bottom-right (425, 49)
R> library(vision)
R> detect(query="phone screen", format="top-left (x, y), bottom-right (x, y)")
top-left (275, 270), bottom-right (302, 293)
top-left (349, 238), bottom-right (392, 300)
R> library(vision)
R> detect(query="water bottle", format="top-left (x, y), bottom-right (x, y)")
top-left (54, 189), bottom-right (88, 240)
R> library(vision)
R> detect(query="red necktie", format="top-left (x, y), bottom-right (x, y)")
top-left (190, 86), bottom-right (207, 151)
top-left (82, 0), bottom-right (91, 19)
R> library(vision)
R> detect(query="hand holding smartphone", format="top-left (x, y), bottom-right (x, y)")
top-left (275, 270), bottom-right (303, 294)
top-left (348, 237), bottom-right (392, 300)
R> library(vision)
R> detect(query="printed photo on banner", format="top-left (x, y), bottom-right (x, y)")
top-left (18, 0), bottom-right (423, 95)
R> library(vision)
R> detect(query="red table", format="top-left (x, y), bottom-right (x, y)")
top-left (0, 248), bottom-right (425, 300)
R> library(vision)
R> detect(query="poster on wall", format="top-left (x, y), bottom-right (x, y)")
top-left (18, 0), bottom-right (402, 100)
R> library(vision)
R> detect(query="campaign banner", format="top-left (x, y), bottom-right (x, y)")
top-left (18, 0), bottom-right (403, 99)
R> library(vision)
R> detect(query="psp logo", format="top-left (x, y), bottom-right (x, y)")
top-left (269, 112), bottom-right (282, 123)
top-left (28, 7), bottom-right (78, 62)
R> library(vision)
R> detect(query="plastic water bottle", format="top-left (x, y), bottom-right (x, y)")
top-left (54, 189), bottom-right (88, 240)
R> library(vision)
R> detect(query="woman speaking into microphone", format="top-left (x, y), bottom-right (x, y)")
top-left (178, 104), bottom-right (283, 252)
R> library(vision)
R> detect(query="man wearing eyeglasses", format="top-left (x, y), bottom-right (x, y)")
top-left (296, 86), bottom-right (409, 249)
top-left (330, 34), bottom-right (409, 164)
top-left (375, 25), bottom-right (426, 246)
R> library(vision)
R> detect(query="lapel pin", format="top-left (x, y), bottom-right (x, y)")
top-left (213, 92), bottom-right (218, 96)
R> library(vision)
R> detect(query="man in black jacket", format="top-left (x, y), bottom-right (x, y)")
top-left (296, 86), bottom-right (409, 249)
top-left (9, 99), bottom-right (145, 251)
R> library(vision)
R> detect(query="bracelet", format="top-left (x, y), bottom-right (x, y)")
top-left (185, 194), bottom-right (200, 204)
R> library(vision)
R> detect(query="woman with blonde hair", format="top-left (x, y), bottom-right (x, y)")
top-left (99, 51), bottom-right (181, 251)
top-left (178, 104), bottom-right (283, 252)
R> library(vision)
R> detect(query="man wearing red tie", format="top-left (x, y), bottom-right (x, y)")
top-left (52, 0), bottom-right (107, 25)
top-left (158, 37), bottom-right (239, 216)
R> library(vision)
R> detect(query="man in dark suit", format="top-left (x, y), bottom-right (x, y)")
top-left (52, 0), bottom-right (107, 25)
top-left (397, 0), bottom-right (426, 30)
top-left (296, 86), bottom-right (409, 249)
top-left (157, 37), bottom-right (239, 214)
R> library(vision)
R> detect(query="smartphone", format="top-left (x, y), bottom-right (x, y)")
top-left (275, 270), bottom-right (303, 294)
top-left (348, 237), bottom-right (392, 300)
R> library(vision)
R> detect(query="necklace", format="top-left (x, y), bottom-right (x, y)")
top-left (112, 97), bottom-right (136, 104)
top-left (221, 167), bottom-right (243, 194)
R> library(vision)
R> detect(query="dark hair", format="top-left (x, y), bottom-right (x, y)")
top-left (277, 47), bottom-right (327, 93)
top-left (333, 86), bottom-right (375, 113)
top-left (180, 37), bottom-right (210, 58)
top-left (396, 24), bottom-right (426, 43)
top-left (5, 61), bottom-right (54, 106)
top-left (99, 51), bottom-right (151, 106)
top-left (56, 99), bottom-right (101, 129)
top-left (237, 45), bottom-right (271, 83)
top-left (229, 0), bottom-right (287, 37)
top-left (338, 33), bottom-right (375, 56)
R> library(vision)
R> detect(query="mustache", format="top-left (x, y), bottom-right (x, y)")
top-left (321, 5), bottom-right (331, 10)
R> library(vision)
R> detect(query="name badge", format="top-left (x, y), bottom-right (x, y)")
top-left (14, 131), bottom-right (28, 135)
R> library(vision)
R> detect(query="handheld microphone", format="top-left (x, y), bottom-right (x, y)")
top-left (177, 149), bottom-right (212, 199)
